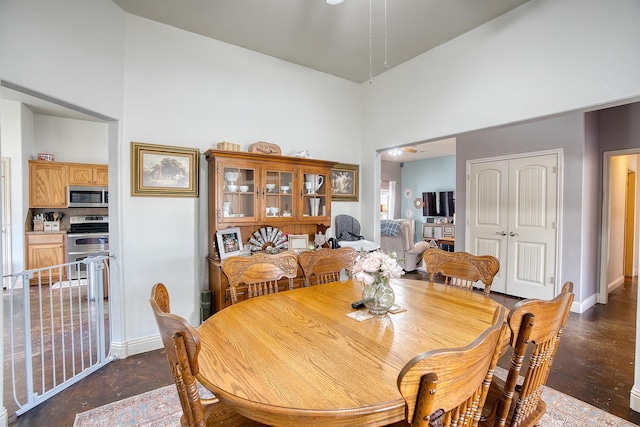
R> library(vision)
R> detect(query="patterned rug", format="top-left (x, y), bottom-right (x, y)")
top-left (74, 367), bottom-right (639, 427)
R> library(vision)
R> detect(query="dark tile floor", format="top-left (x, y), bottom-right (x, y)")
top-left (6, 274), bottom-right (640, 426)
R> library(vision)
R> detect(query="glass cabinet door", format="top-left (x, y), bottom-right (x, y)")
top-left (264, 168), bottom-right (294, 219)
top-left (301, 171), bottom-right (329, 218)
top-left (221, 164), bottom-right (257, 221)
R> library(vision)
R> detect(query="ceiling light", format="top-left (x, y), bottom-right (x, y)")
top-left (388, 149), bottom-right (402, 160)
top-left (326, 0), bottom-right (343, 5)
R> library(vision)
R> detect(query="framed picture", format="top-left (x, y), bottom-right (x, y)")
top-left (216, 227), bottom-right (243, 260)
top-left (131, 142), bottom-right (199, 197)
top-left (330, 163), bottom-right (359, 201)
top-left (288, 234), bottom-right (309, 253)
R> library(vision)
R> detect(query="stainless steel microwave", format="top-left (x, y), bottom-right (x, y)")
top-left (68, 186), bottom-right (109, 207)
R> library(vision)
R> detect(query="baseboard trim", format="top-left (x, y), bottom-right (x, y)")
top-left (110, 335), bottom-right (163, 359)
top-left (630, 386), bottom-right (640, 412)
top-left (608, 275), bottom-right (625, 292)
top-left (572, 293), bottom-right (596, 314)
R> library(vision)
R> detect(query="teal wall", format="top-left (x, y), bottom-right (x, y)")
top-left (401, 155), bottom-right (456, 242)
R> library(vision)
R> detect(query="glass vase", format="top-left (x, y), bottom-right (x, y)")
top-left (362, 274), bottom-right (395, 315)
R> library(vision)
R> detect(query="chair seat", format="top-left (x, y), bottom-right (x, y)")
top-left (481, 376), bottom-right (546, 427)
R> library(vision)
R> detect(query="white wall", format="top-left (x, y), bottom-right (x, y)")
top-left (0, 100), bottom-right (33, 274)
top-left (360, 0), bottom-right (640, 242)
top-left (119, 15), bottom-right (361, 348)
top-left (33, 116), bottom-right (108, 164)
top-left (0, 0), bottom-right (126, 119)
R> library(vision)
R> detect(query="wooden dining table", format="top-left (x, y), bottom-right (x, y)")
top-left (196, 278), bottom-right (505, 426)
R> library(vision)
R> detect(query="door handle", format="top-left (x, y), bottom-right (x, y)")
top-left (510, 232), bottom-right (519, 237)
top-left (496, 231), bottom-right (507, 236)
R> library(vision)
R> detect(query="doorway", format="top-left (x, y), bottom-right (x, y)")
top-left (600, 151), bottom-right (639, 304)
top-left (625, 171), bottom-right (636, 277)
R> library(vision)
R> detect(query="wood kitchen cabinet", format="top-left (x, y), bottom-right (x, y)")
top-left (25, 232), bottom-right (66, 284)
top-left (204, 149), bottom-right (337, 312)
top-left (29, 161), bottom-right (67, 208)
top-left (29, 160), bottom-right (108, 208)
top-left (68, 163), bottom-right (108, 186)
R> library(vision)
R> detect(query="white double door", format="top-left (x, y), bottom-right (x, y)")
top-left (468, 153), bottom-right (559, 300)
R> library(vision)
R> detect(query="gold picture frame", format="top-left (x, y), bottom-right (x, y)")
top-left (131, 142), bottom-right (199, 197)
top-left (330, 163), bottom-right (359, 202)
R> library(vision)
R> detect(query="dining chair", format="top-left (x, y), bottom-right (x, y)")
top-left (423, 248), bottom-right (500, 296)
top-left (149, 283), bottom-right (265, 426)
top-left (221, 250), bottom-right (299, 304)
top-left (395, 305), bottom-right (507, 427)
top-left (298, 247), bottom-right (358, 286)
top-left (480, 281), bottom-right (575, 427)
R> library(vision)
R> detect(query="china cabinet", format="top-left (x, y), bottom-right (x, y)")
top-left (204, 149), bottom-right (337, 312)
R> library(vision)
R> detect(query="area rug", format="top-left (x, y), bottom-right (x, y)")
top-left (74, 367), bottom-right (639, 427)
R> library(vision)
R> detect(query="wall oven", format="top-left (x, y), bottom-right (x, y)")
top-left (66, 216), bottom-right (109, 279)
top-left (68, 186), bottom-right (108, 208)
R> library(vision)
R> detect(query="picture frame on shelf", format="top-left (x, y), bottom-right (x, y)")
top-left (330, 163), bottom-right (359, 201)
top-left (131, 142), bottom-right (199, 197)
top-left (288, 234), bottom-right (309, 253)
top-left (216, 227), bottom-right (243, 260)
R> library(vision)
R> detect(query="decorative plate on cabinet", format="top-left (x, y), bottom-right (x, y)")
top-left (414, 197), bottom-right (423, 209)
top-left (405, 208), bottom-right (415, 219)
top-left (403, 188), bottom-right (413, 199)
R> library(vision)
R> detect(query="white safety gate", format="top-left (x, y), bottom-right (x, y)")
top-left (4, 256), bottom-right (112, 416)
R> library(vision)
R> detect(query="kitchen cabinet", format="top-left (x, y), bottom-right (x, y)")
top-left (25, 232), bottom-right (66, 284)
top-left (29, 160), bottom-right (108, 208)
top-left (204, 149), bottom-right (337, 312)
top-left (68, 163), bottom-right (108, 186)
top-left (29, 161), bottom-right (67, 208)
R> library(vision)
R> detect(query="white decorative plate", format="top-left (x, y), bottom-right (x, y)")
top-left (405, 208), bottom-right (415, 219)
top-left (403, 188), bottom-right (413, 199)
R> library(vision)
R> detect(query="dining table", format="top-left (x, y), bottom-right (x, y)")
top-left (196, 278), bottom-right (505, 426)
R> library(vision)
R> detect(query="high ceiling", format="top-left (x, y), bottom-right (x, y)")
top-left (112, 0), bottom-right (528, 161)
top-left (3, 0), bottom-right (531, 162)
top-left (112, 0), bottom-right (529, 84)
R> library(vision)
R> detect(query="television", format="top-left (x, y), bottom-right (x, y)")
top-left (422, 191), bottom-right (454, 217)
top-left (439, 191), bottom-right (455, 217)
top-left (422, 192), bottom-right (437, 216)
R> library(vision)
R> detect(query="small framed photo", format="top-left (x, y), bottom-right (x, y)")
top-left (131, 142), bottom-right (199, 197)
top-left (288, 234), bottom-right (309, 253)
top-left (216, 227), bottom-right (243, 260)
top-left (330, 163), bottom-right (359, 201)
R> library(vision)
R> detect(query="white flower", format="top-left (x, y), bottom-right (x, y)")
top-left (353, 250), bottom-right (404, 284)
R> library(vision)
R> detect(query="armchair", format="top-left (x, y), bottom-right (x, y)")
top-left (379, 219), bottom-right (430, 272)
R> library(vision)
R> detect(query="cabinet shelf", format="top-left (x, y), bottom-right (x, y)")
top-left (205, 149), bottom-right (338, 312)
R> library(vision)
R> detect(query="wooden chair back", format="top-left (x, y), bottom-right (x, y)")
top-left (423, 248), bottom-right (500, 296)
top-left (222, 251), bottom-right (299, 304)
top-left (397, 306), bottom-right (507, 427)
top-left (298, 247), bottom-right (358, 286)
top-left (150, 282), bottom-right (207, 426)
top-left (150, 283), bottom-right (265, 427)
top-left (484, 281), bottom-right (575, 427)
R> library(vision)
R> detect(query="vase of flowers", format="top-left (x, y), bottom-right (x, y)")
top-left (353, 250), bottom-right (404, 315)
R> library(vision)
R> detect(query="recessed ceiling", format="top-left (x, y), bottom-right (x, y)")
top-left (112, 0), bottom-right (530, 83)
